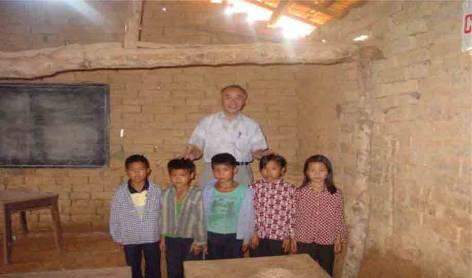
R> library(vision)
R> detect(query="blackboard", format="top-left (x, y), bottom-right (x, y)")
top-left (0, 83), bottom-right (109, 167)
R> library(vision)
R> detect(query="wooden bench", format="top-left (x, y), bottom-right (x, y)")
top-left (0, 190), bottom-right (63, 264)
top-left (0, 266), bottom-right (131, 277)
top-left (184, 254), bottom-right (330, 278)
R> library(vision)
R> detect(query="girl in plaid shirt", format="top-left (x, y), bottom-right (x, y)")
top-left (109, 154), bottom-right (161, 278)
top-left (292, 155), bottom-right (347, 276)
top-left (249, 154), bottom-right (296, 257)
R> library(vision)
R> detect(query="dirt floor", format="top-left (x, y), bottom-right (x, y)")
top-left (0, 225), bottom-right (126, 275)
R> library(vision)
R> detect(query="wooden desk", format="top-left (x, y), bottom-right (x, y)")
top-left (0, 190), bottom-right (63, 264)
top-left (184, 254), bottom-right (330, 278)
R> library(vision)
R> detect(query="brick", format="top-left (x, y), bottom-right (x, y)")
top-left (378, 80), bottom-right (418, 97)
top-left (70, 192), bottom-right (91, 200)
top-left (92, 192), bottom-right (113, 201)
top-left (405, 61), bottom-right (430, 80)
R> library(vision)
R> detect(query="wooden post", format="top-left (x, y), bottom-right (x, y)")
top-left (20, 211), bottom-right (28, 234)
top-left (340, 50), bottom-right (378, 278)
top-left (123, 0), bottom-right (144, 49)
top-left (3, 209), bottom-right (12, 264)
top-left (50, 197), bottom-right (63, 251)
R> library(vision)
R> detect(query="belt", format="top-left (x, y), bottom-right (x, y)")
top-left (236, 161), bottom-right (250, 166)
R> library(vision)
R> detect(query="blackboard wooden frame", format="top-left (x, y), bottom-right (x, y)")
top-left (0, 83), bottom-right (110, 168)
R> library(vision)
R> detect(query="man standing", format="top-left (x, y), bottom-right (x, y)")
top-left (184, 85), bottom-right (270, 186)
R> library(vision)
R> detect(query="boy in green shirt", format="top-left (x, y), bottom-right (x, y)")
top-left (202, 153), bottom-right (255, 259)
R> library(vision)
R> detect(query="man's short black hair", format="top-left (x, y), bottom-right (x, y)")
top-left (167, 158), bottom-right (196, 173)
top-left (221, 84), bottom-right (248, 96)
top-left (125, 154), bottom-right (150, 169)
top-left (211, 153), bottom-right (237, 168)
top-left (259, 154), bottom-right (287, 171)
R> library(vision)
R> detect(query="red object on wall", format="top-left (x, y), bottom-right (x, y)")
top-left (464, 13), bottom-right (472, 33)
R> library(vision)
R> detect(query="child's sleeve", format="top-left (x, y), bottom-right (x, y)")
top-left (287, 186), bottom-right (296, 239)
top-left (193, 191), bottom-right (207, 246)
top-left (242, 188), bottom-right (255, 244)
top-left (251, 184), bottom-right (260, 233)
top-left (109, 191), bottom-right (122, 243)
top-left (335, 192), bottom-right (347, 241)
top-left (292, 189), bottom-right (301, 239)
top-left (160, 190), bottom-right (168, 236)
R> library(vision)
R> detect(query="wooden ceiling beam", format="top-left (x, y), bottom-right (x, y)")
top-left (0, 41), bottom-right (356, 79)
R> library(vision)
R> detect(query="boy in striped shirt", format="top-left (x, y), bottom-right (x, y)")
top-left (160, 159), bottom-right (206, 278)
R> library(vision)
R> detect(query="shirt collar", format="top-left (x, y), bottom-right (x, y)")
top-left (262, 178), bottom-right (284, 185)
top-left (304, 184), bottom-right (327, 194)
top-left (128, 179), bottom-right (150, 194)
top-left (218, 111), bottom-right (242, 123)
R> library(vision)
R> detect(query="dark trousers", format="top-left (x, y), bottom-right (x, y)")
top-left (165, 237), bottom-right (202, 278)
top-left (252, 238), bottom-right (285, 257)
top-left (207, 231), bottom-right (243, 260)
top-left (297, 242), bottom-right (334, 276)
top-left (123, 242), bottom-right (161, 278)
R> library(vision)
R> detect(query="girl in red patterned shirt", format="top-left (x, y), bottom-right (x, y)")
top-left (249, 154), bottom-right (296, 257)
top-left (292, 155), bottom-right (346, 276)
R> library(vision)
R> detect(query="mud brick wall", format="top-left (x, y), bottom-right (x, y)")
top-left (0, 1), bottom-right (470, 277)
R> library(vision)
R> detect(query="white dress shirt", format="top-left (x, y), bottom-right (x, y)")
top-left (188, 112), bottom-right (267, 163)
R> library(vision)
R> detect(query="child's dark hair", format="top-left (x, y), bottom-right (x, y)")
top-left (221, 84), bottom-right (248, 96)
top-left (302, 154), bottom-right (337, 194)
top-left (125, 154), bottom-right (150, 169)
top-left (167, 158), bottom-right (196, 173)
top-left (211, 153), bottom-right (237, 168)
top-left (259, 154), bottom-right (287, 171)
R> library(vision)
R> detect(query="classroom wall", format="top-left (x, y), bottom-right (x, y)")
top-left (297, 1), bottom-right (471, 277)
top-left (0, 1), bottom-right (470, 277)
top-left (0, 65), bottom-right (303, 229)
top-left (0, 1), bottom-right (304, 231)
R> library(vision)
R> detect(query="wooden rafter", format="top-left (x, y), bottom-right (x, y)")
top-left (291, 0), bottom-right (336, 17)
top-left (252, 0), bottom-right (363, 25)
top-left (245, 0), bottom-right (319, 27)
top-left (267, 0), bottom-right (290, 28)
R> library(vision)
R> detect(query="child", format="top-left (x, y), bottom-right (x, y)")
top-left (250, 154), bottom-right (296, 257)
top-left (160, 158), bottom-right (206, 278)
top-left (109, 154), bottom-right (161, 278)
top-left (202, 152), bottom-right (255, 259)
top-left (292, 155), bottom-right (347, 276)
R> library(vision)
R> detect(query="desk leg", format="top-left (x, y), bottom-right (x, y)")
top-left (50, 200), bottom-right (63, 251)
top-left (20, 211), bottom-right (28, 234)
top-left (3, 209), bottom-right (12, 264)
